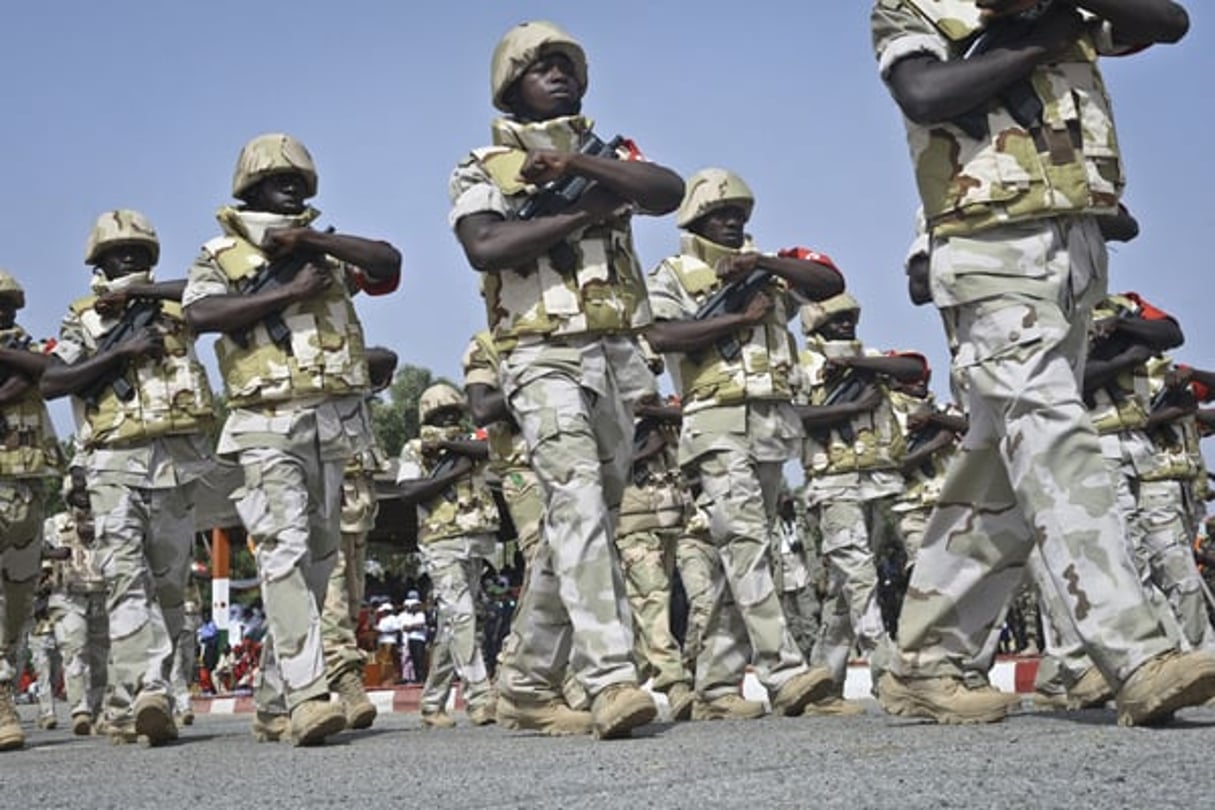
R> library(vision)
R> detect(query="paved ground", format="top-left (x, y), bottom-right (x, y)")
top-left (5, 701), bottom-right (1215, 809)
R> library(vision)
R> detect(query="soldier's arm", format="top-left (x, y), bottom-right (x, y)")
top-left (366, 347), bottom-right (399, 392)
top-left (1185, 368), bottom-right (1215, 392)
top-left (632, 427), bottom-right (667, 464)
top-left (901, 430), bottom-right (956, 473)
top-left (266, 228), bottom-right (401, 284)
top-left (1075, 0), bottom-right (1189, 44)
top-left (529, 151), bottom-right (684, 215)
top-left (925, 410), bottom-right (968, 435)
top-left (40, 336), bottom-right (158, 400)
top-left (465, 383), bottom-right (509, 427)
top-left (1197, 409), bottom-right (1215, 432)
top-left (794, 385), bottom-right (885, 427)
top-left (394, 457), bottom-right (474, 506)
top-left (436, 438), bottom-right (490, 461)
top-left (1145, 396), bottom-right (1197, 429)
top-left (632, 400), bottom-right (683, 425)
top-left (835, 354), bottom-right (926, 383)
top-left (0, 345), bottom-right (49, 381)
top-left (1082, 343), bottom-right (1154, 395)
top-left (184, 264), bottom-right (330, 335)
top-left (646, 292), bottom-right (773, 355)
top-left (1110, 315), bottom-right (1184, 353)
top-left (749, 253), bottom-right (845, 302)
top-left (0, 375), bottom-right (37, 406)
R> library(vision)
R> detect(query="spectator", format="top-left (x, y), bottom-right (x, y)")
top-left (374, 603), bottom-right (400, 686)
top-left (399, 593), bottom-right (428, 685)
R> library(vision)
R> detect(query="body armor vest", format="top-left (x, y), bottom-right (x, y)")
top-left (407, 434), bottom-right (501, 545)
top-left (45, 512), bottom-right (105, 594)
top-left (1087, 295), bottom-right (1150, 435)
top-left (0, 327), bottom-right (60, 477)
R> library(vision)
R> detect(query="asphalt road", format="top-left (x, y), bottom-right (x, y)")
top-left (5, 701), bottom-right (1213, 809)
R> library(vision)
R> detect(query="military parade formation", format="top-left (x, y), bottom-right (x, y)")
top-left (3, 0), bottom-right (1214, 756)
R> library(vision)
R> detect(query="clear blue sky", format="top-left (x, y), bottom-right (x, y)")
top-left (1, 1), bottom-right (1210, 440)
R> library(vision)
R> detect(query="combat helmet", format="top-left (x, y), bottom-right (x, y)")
top-left (801, 292), bottom-right (861, 335)
top-left (491, 21), bottom-right (588, 112)
top-left (232, 133), bottom-right (318, 200)
top-left (419, 383), bottom-right (466, 424)
top-left (84, 209), bottom-right (160, 267)
top-left (0, 269), bottom-right (25, 309)
top-left (677, 168), bottom-right (755, 229)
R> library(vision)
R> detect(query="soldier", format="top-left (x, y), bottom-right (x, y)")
top-left (870, 0), bottom-right (1212, 725)
top-left (645, 168), bottom-right (844, 719)
top-left (182, 133), bottom-right (401, 745)
top-left (322, 346), bottom-right (398, 732)
top-left (771, 492), bottom-right (822, 662)
top-left (28, 578), bottom-right (62, 730)
top-left (449, 21), bottom-right (684, 739)
top-left (795, 292), bottom-right (927, 711)
top-left (170, 575), bottom-right (202, 727)
top-left (41, 468), bottom-right (109, 735)
top-left (41, 210), bottom-right (215, 745)
top-left (396, 383), bottom-right (499, 729)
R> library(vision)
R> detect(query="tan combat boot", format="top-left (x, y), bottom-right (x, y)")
top-left (1116, 650), bottom-right (1215, 727)
top-left (71, 712), bottom-right (94, 736)
top-left (496, 693), bottom-right (592, 736)
top-left (467, 700), bottom-right (497, 727)
top-left (0, 682), bottom-right (25, 751)
top-left (251, 710), bottom-right (290, 742)
top-left (801, 695), bottom-right (867, 717)
top-left (421, 709), bottom-right (457, 729)
top-left (37, 713), bottom-right (57, 730)
top-left (770, 667), bottom-right (835, 716)
top-left (690, 693), bottom-right (766, 721)
top-left (591, 684), bottom-right (657, 740)
top-left (133, 692), bottom-right (178, 746)
top-left (1067, 666), bottom-right (1114, 710)
top-left (333, 669), bottom-right (377, 730)
top-left (665, 683), bottom-right (695, 722)
top-left (877, 672), bottom-right (1018, 724)
top-left (288, 698), bottom-right (346, 746)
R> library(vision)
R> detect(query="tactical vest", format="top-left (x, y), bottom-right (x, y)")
top-left (664, 236), bottom-right (796, 411)
top-left (904, 0), bottom-right (1124, 237)
top-left (1139, 356), bottom-right (1200, 482)
top-left (800, 341), bottom-right (905, 475)
top-left (70, 298), bottom-right (214, 449)
top-left (470, 146), bottom-right (652, 346)
top-left (0, 328), bottom-right (60, 478)
top-left (469, 331), bottom-right (528, 473)
top-left (45, 512), bottom-right (105, 594)
top-left (619, 439), bottom-right (686, 534)
top-left (1087, 295), bottom-right (1151, 434)
top-left (889, 389), bottom-right (951, 509)
top-left (204, 222), bottom-right (369, 408)
top-left (406, 437), bottom-right (501, 545)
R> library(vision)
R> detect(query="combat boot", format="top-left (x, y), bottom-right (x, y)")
top-left (289, 698), bottom-right (346, 746)
top-left (467, 700), bottom-right (497, 727)
top-left (1067, 666), bottom-right (1114, 710)
top-left (333, 669), bottom-right (377, 730)
top-left (1116, 650), bottom-right (1215, 727)
top-left (590, 684), bottom-right (656, 739)
top-left (133, 692), bottom-right (178, 746)
top-left (0, 682), bottom-right (24, 751)
top-left (251, 710), bottom-right (290, 742)
top-left (71, 712), bottom-right (94, 736)
top-left (690, 693), bottom-right (766, 721)
top-left (770, 667), bottom-right (835, 716)
top-left (665, 683), bottom-right (695, 722)
top-left (421, 709), bottom-right (457, 729)
top-left (877, 672), bottom-right (1018, 724)
top-left (496, 694), bottom-right (592, 736)
top-left (37, 713), bottom-right (57, 730)
top-left (801, 695), bottom-right (867, 717)
top-left (176, 709), bottom-right (196, 727)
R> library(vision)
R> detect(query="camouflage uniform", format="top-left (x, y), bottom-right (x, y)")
top-left (55, 211), bottom-right (215, 735)
top-left (170, 581), bottom-right (201, 718)
top-left (397, 417), bottom-right (498, 718)
top-left (888, 390), bottom-right (957, 567)
top-left (43, 510), bottom-right (109, 726)
top-left (449, 72), bottom-right (653, 706)
top-left (183, 135), bottom-right (378, 719)
top-left (771, 505), bottom-right (822, 660)
top-left (674, 502), bottom-right (720, 680)
top-left (871, 2), bottom-right (1178, 692)
top-left (29, 611), bottom-right (61, 724)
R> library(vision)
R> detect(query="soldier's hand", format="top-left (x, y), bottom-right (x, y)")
top-left (263, 227), bottom-right (312, 258)
top-left (856, 383), bottom-right (884, 412)
top-left (95, 291), bottom-right (130, 317)
top-left (1166, 365), bottom-right (1194, 389)
top-left (716, 252), bottom-right (761, 284)
top-left (122, 327), bottom-right (164, 360)
top-left (287, 264), bottom-right (332, 301)
top-left (741, 291), bottom-right (774, 324)
top-left (1022, 2), bottom-right (1085, 56)
top-left (519, 150), bottom-right (574, 186)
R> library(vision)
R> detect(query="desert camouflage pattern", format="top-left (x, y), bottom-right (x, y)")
top-left (418, 535), bottom-right (496, 714)
top-left (0, 481), bottom-right (44, 685)
top-left (84, 209), bottom-right (160, 266)
top-left (43, 546), bottom-right (109, 722)
top-left (1087, 295), bottom-right (1153, 434)
top-left (889, 391), bottom-right (958, 563)
top-left (170, 581), bottom-right (200, 715)
top-left (648, 234), bottom-right (799, 413)
top-left (43, 510), bottom-right (104, 594)
top-left (772, 509), bottom-right (823, 660)
top-left (29, 624), bottom-right (61, 721)
top-left (892, 216), bottom-right (1174, 687)
top-left (618, 427), bottom-right (686, 534)
top-left (490, 21), bottom-right (587, 112)
top-left (0, 326), bottom-right (61, 478)
top-left (323, 468), bottom-right (378, 683)
top-left (675, 168), bottom-right (755, 229)
top-left (184, 207), bottom-right (369, 409)
top-left (231, 132), bottom-right (318, 199)
top-left (872, 0), bottom-right (1126, 239)
top-left (799, 291), bottom-right (861, 335)
top-left (1140, 356), bottom-right (1203, 482)
top-left (462, 331), bottom-right (529, 472)
top-left (449, 116), bottom-right (652, 347)
top-left (674, 508), bottom-right (718, 682)
top-left (61, 295), bottom-right (215, 449)
top-left (0, 268), bottom-right (26, 308)
top-left (397, 428), bottom-right (500, 545)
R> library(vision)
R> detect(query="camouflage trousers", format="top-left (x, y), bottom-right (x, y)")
top-left (0, 480), bottom-right (43, 685)
top-left (419, 536), bottom-right (495, 713)
top-left (48, 591), bottom-right (109, 719)
top-left (170, 610), bottom-right (199, 714)
top-left (899, 216), bottom-right (1173, 686)
top-left (808, 496), bottom-right (897, 686)
top-left (235, 445), bottom-right (343, 714)
top-left (895, 505), bottom-right (931, 568)
top-left (30, 630), bottom-right (61, 719)
top-left (683, 448), bottom-right (806, 700)
top-left (495, 337), bottom-right (644, 702)
top-left (614, 527), bottom-right (691, 693)
top-left (91, 478), bottom-right (195, 723)
top-left (675, 532), bottom-right (716, 681)
top-left (779, 587), bottom-right (820, 662)
top-left (322, 472), bottom-right (378, 685)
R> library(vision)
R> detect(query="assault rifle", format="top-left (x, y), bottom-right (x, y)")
top-left (517, 132), bottom-right (626, 220)
top-left (808, 369), bottom-right (875, 446)
top-left (691, 270), bottom-right (772, 362)
top-left (78, 298), bottom-right (161, 407)
top-left (427, 450), bottom-right (469, 503)
top-left (229, 243), bottom-right (330, 352)
top-left (631, 415), bottom-right (665, 487)
top-left (0, 333), bottom-right (34, 435)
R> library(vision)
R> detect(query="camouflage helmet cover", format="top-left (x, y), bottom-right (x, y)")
top-left (0, 269), bottom-right (25, 308)
top-left (232, 133), bottom-right (319, 200)
top-left (801, 292), bottom-right (861, 335)
top-left (419, 382), bottom-right (467, 424)
top-left (84, 209), bottom-right (160, 266)
top-left (491, 21), bottom-right (588, 113)
top-left (676, 168), bottom-right (756, 229)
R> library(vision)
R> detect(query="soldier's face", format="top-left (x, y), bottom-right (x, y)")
top-left (428, 407), bottom-right (463, 427)
top-left (820, 312), bottom-right (857, 341)
top-left (513, 52), bottom-right (584, 120)
top-left (96, 243), bottom-right (155, 280)
top-left (0, 297), bottom-right (19, 329)
top-left (246, 172), bottom-right (309, 216)
top-left (695, 206), bottom-right (749, 250)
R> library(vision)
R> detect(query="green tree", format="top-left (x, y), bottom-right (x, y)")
top-left (369, 363), bottom-right (454, 457)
